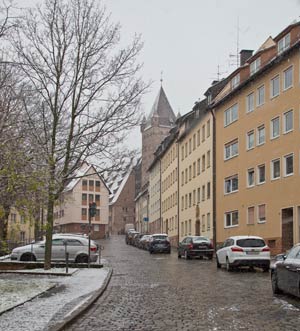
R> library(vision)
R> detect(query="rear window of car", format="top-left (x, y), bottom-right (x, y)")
top-left (193, 237), bottom-right (209, 242)
top-left (153, 235), bottom-right (168, 240)
top-left (236, 238), bottom-right (265, 247)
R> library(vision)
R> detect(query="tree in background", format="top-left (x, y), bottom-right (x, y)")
top-left (11, 0), bottom-right (147, 269)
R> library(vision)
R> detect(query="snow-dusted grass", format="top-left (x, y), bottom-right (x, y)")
top-left (0, 267), bottom-right (109, 331)
top-left (0, 278), bottom-right (55, 314)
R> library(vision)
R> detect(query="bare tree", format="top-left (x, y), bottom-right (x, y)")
top-left (11, 0), bottom-right (147, 269)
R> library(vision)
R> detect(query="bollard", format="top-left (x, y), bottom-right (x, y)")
top-left (66, 251), bottom-right (69, 274)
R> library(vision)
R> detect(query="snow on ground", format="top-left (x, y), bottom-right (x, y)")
top-left (0, 267), bottom-right (109, 331)
top-left (1, 267), bottom-right (78, 275)
top-left (0, 278), bottom-right (55, 314)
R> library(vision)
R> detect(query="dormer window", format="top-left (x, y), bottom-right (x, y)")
top-left (250, 57), bottom-right (261, 76)
top-left (231, 74), bottom-right (240, 89)
top-left (207, 94), bottom-right (212, 104)
top-left (278, 33), bottom-right (290, 54)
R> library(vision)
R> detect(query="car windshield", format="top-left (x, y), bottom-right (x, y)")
top-left (236, 238), bottom-right (265, 247)
top-left (153, 235), bottom-right (168, 240)
top-left (193, 237), bottom-right (209, 242)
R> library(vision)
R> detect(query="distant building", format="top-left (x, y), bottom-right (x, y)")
top-left (108, 160), bottom-right (137, 235)
top-left (7, 207), bottom-right (35, 243)
top-left (53, 162), bottom-right (110, 239)
top-left (136, 86), bottom-right (176, 233)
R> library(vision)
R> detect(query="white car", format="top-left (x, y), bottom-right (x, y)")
top-left (216, 236), bottom-right (270, 272)
top-left (10, 234), bottom-right (98, 263)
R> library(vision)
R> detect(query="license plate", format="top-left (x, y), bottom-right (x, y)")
top-left (246, 251), bottom-right (259, 255)
top-left (157, 244), bottom-right (164, 248)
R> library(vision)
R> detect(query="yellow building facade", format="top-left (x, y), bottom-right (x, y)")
top-left (178, 102), bottom-right (213, 242)
top-left (214, 22), bottom-right (300, 254)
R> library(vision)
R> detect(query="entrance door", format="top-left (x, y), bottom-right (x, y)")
top-left (282, 207), bottom-right (294, 252)
top-left (195, 220), bottom-right (200, 236)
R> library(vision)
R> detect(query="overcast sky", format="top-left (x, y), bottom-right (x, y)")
top-left (17, 0), bottom-right (300, 149)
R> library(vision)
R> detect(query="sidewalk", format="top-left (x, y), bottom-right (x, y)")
top-left (0, 265), bottom-right (112, 331)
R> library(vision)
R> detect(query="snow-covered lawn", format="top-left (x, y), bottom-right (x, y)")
top-left (0, 267), bottom-right (109, 331)
top-left (0, 278), bottom-right (55, 314)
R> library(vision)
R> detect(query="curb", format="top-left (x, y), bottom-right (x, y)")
top-left (47, 267), bottom-right (113, 331)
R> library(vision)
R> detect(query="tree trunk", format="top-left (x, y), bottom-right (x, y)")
top-left (0, 204), bottom-right (10, 241)
top-left (44, 193), bottom-right (54, 270)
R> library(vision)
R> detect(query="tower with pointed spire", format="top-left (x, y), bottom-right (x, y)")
top-left (140, 85), bottom-right (176, 188)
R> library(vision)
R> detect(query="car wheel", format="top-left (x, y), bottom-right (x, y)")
top-left (178, 253), bottom-right (181, 259)
top-left (20, 253), bottom-right (36, 262)
top-left (184, 250), bottom-right (190, 260)
top-left (76, 254), bottom-right (88, 263)
top-left (271, 272), bottom-right (282, 294)
top-left (199, 256), bottom-right (203, 260)
top-left (226, 257), bottom-right (233, 271)
top-left (149, 250), bottom-right (153, 254)
top-left (208, 254), bottom-right (213, 260)
top-left (216, 256), bottom-right (221, 269)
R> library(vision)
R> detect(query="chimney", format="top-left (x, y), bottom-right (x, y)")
top-left (240, 49), bottom-right (253, 66)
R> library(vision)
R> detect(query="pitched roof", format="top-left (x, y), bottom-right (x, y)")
top-left (146, 86), bottom-right (176, 127)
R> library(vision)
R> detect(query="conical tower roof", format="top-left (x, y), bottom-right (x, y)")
top-left (146, 86), bottom-right (176, 127)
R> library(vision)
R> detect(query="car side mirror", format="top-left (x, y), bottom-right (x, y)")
top-left (275, 253), bottom-right (286, 261)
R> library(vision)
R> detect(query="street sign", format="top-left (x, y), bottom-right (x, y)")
top-left (143, 217), bottom-right (149, 222)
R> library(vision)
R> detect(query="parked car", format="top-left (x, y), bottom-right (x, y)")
top-left (125, 230), bottom-right (139, 245)
top-left (149, 234), bottom-right (170, 254)
top-left (133, 233), bottom-right (145, 247)
top-left (216, 236), bottom-right (270, 272)
top-left (178, 236), bottom-right (213, 260)
top-left (139, 235), bottom-right (152, 250)
top-left (271, 244), bottom-right (300, 297)
top-left (10, 234), bottom-right (98, 263)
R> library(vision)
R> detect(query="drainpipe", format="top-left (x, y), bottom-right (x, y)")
top-left (209, 107), bottom-right (217, 252)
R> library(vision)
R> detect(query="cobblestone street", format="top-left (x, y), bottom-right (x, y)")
top-left (66, 236), bottom-right (300, 331)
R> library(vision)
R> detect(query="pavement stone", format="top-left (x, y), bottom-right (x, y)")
top-left (64, 236), bottom-right (300, 331)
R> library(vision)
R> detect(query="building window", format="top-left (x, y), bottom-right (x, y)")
top-left (20, 231), bottom-right (25, 242)
top-left (189, 139), bottom-right (192, 154)
top-left (225, 210), bottom-right (239, 228)
top-left (224, 175), bottom-right (238, 194)
top-left (207, 150), bottom-right (211, 168)
top-left (181, 146), bottom-right (184, 160)
top-left (257, 125), bottom-right (265, 145)
top-left (95, 194), bottom-right (100, 203)
top-left (283, 110), bottom-right (293, 133)
top-left (207, 213), bottom-right (211, 231)
top-left (246, 92), bottom-right (254, 113)
top-left (257, 164), bottom-right (266, 184)
top-left (95, 181), bottom-right (101, 189)
top-left (189, 193), bottom-right (192, 207)
top-left (271, 75), bottom-right (280, 98)
top-left (82, 180), bottom-right (87, 189)
top-left (11, 213), bottom-right (16, 223)
top-left (271, 117), bottom-right (280, 139)
top-left (89, 180), bottom-right (94, 190)
top-left (278, 33), bottom-right (290, 54)
top-left (247, 168), bottom-right (255, 187)
top-left (185, 142), bottom-right (188, 157)
top-left (257, 85), bottom-right (265, 106)
top-left (181, 196), bottom-right (184, 211)
top-left (284, 154), bottom-right (294, 176)
top-left (181, 171), bottom-right (184, 186)
top-left (250, 57), bottom-right (261, 75)
top-left (197, 129), bottom-right (200, 146)
top-left (189, 165), bottom-right (192, 181)
top-left (202, 125), bottom-right (205, 142)
top-left (202, 215), bottom-right (205, 232)
top-left (193, 190), bottom-right (196, 205)
top-left (202, 185), bottom-right (205, 201)
top-left (193, 134), bottom-right (196, 150)
top-left (20, 215), bottom-right (25, 224)
top-left (197, 158), bottom-right (201, 175)
top-left (207, 119), bottom-right (211, 137)
top-left (224, 139), bottom-right (238, 160)
top-left (258, 204), bottom-right (266, 223)
top-left (207, 182), bottom-right (211, 199)
top-left (271, 159), bottom-right (280, 180)
top-left (185, 169), bottom-right (188, 184)
top-left (81, 208), bottom-right (87, 217)
top-left (197, 188), bottom-right (201, 203)
top-left (247, 130), bottom-right (255, 150)
top-left (185, 195), bottom-right (188, 209)
top-left (82, 193), bottom-right (87, 203)
top-left (231, 73), bottom-right (240, 89)
top-left (89, 194), bottom-right (93, 202)
top-left (193, 162), bottom-right (196, 178)
top-left (224, 103), bottom-right (238, 127)
top-left (202, 155), bottom-right (205, 172)
top-left (283, 66), bottom-right (293, 90)
top-left (94, 224), bottom-right (100, 231)
top-left (247, 206), bottom-right (255, 225)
